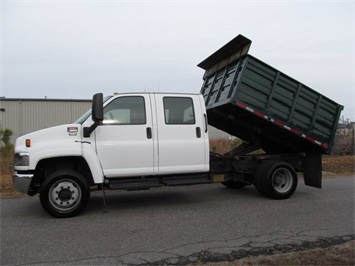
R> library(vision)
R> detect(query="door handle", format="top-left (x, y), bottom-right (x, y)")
top-left (146, 127), bottom-right (152, 139)
top-left (196, 127), bottom-right (201, 138)
top-left (204, 114), bottom-right (208, 133)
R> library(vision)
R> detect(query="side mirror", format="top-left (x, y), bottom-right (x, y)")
top-left (84, 93), bottom-right (103, 138)
top-left (92, 93), bottom-right (103, 123)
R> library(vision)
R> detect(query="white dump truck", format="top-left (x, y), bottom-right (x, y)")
top-left (13, 35), bottom-right (343, 217)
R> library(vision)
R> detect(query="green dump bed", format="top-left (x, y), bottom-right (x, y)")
top-left (199, 35), bottom-right (343, 155)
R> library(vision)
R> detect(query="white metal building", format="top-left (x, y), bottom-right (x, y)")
top-left (0, 97), bottom-right (230, 145)
top-left (0, 98), bottom-right (91, 144)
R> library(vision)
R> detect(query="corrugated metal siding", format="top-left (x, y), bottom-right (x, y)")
top-left (0, 99), bottom-right (91, 144)
top-left (0, 98), bottom-right (229, 145)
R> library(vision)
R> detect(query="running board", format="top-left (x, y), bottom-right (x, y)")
top-left (105, 174), bottom-right (212, 191)
top-left (162, 175), bottom-right (211, 186)
top-left (107, 178), bottom-right (162, 191)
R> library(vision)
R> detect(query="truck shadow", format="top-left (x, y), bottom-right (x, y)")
top-left (86, 184), bottom-right (260, 214)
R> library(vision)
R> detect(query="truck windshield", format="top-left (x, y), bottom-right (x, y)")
top-left (74, 95), bottom-right (112, 124)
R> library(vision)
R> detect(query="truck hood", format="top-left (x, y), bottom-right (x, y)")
top-left (15, 124), bottom-right (84, 170)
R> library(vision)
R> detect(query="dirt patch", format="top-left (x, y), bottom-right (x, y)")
top-left (322, 155), bottom-right (355, 174)
top-left (200, 240), bottom-right (355, 266)
top-left (0, 174), bottom-right (24, 198)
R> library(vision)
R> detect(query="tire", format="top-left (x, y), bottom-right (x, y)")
top-left (222, 180), bottom-right (248, 189)
top-left (254, 160), bottom-right (297, 199)
top-left (40, 170), bottom-right (90, 218)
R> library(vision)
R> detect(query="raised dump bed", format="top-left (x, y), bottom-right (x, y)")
top-left (199, 35), bottom-right (343, 155)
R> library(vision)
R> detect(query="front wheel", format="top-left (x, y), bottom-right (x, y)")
top-left (40, 171), bottom-right (90, 218)
top-left (254, 161), bottom-right (297, 199)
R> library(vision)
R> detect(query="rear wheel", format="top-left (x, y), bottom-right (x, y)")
top-left (40, 171), bottom-right (90, 218)
top-left (254, 160), bottom-right (297, 199)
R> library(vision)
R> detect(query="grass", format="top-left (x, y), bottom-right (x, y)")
top-left (0, 146), bottom-right (20, 198)
top-left (322, 155), bottom-right (355, 174)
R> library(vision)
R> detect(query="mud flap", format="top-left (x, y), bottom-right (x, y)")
top-left (303, 153), bottom-right (322, 188)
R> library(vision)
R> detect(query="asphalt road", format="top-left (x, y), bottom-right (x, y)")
top-left (1, 176), bottom-right (354, 265)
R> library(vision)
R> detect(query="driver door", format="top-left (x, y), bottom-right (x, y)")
top-left (94, 95), bottom-right (155, 177)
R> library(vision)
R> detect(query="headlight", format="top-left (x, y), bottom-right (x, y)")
top-left (14, 152), bottom-right (30, 166)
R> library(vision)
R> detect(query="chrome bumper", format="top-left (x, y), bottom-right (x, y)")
top-left (13, 172), bottom-right (34, 193)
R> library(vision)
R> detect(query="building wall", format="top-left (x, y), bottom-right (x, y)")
top-left (2, 98), bottom-right (349, 155)
top-left (0, 98), bottom-right (231, 145)
top-left (0, 99), bottom-right (91, 144)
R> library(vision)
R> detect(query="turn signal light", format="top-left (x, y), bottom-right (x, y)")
top-left (25, 139), bottom-right (31, 147)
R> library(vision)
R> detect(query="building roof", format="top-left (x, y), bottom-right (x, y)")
top-left (0, 97), bottom-right (91, 103)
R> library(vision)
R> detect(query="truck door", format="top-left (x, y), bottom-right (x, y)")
top-left (94, 95), bottom-right (155, 177)
top-left (154, 94), bottom-right (209, 174)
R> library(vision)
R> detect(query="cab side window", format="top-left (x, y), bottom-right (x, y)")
top-left (103, 96), bottom-right (146, 125)
top-left (163, 97), bottom-right (195, 125)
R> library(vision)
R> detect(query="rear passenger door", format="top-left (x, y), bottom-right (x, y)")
top-left (154, 94), bottom-right (209, 174)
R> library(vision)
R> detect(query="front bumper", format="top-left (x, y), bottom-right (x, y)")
top-left (13, 172), bottom-right (34, 193)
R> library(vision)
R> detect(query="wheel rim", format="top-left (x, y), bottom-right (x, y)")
top-left (48, 179), bottom-right (82, 213)
top-left (271, 167), bottom-right (293, 194)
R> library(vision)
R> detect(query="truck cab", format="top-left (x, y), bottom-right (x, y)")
top-left (82, 93), bottom-right (209, 177)
top-left (13, 93), bottom-right (210, 217)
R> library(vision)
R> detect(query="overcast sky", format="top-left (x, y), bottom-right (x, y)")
top-left (1, 0), bottom-right (354, 120)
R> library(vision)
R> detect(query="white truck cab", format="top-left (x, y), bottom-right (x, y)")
top-left (85, 93), bottom-right (210, 178)
top-left (13, 93), bottom-right (210, 217)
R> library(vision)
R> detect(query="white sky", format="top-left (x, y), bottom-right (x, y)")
top-left (1, 0), bottom-right (354, 120)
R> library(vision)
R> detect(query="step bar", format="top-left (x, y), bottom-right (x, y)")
top-left (105, 174), bottom-right (212, 191)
